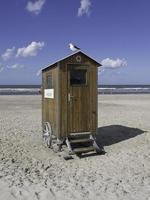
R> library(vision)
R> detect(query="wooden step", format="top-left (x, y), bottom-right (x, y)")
top-left (69, 132), bottom-right (91, 138)
top-left (69, 138), bottom-right (93, 144)
top-left (73, 146), bottom-right (95, 154)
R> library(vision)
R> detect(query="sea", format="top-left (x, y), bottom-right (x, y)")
top-left (99, 85), bottom-right (150, 94)
top-left (0, 85), bottom-right (150, 95)
top-left (0, 85), bottom-right (41, 95)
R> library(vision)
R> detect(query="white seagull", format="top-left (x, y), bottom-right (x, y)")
top-left (69, 43), bottom-right (80, 51)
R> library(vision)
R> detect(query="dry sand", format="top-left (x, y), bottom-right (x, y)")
top-left (0, 95), bottom-right (150, 200)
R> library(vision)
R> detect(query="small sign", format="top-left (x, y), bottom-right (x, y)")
top-left (44, 89), bottom-right (54, 99)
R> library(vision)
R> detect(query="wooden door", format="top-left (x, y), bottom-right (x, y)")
top-left (67, 65), bottom-right (90, 133)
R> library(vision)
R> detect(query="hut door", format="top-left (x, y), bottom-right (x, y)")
top-left (68, 66), bottom-right (90, 133)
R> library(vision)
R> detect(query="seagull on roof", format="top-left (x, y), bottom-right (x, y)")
top-left (69, 43), bottom-right (80, 51)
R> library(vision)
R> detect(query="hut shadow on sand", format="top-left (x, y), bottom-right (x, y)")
top-left (96, 125), bottom-right (145, 147)
top-left (79, 125), bottom-right (145, 158)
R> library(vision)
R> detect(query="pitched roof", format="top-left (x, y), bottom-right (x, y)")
top-left (42, 50), bottom-right (101, 71)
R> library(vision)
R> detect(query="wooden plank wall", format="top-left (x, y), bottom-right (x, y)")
top-left (59, 61), bottom-right (68, 138)
top-left (89, 64), bottom-right (97, 132)
top-left (42, 52), bottom-right (98, 139)
top-left (42, 66), bottom-right (59, 137)
top-left (60, 53), bottom-right (98, 137)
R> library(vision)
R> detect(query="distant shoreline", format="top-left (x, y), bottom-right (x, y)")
top-left (0, 85), bottom-right (150, 95)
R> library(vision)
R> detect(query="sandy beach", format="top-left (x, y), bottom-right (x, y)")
top-left (0, 94), bottom-right (150, 200)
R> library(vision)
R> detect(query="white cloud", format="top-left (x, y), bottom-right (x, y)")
top-left (78, 0), bottom-right (91, 17)
top-left (98, 68), bottom-right (105, 75)
top-left (0, 67), bottom-right (4, 73)
top-left (1, 47), bottom-right (15, 61)
top-left (7, 63), bottom-right (24, 69)
top-left (0, 64), bottom-right (4, 73)
top-left (16, 41), bottom-right (45, 58)
top-left (101, 58), bottom-right (127, 69)
top-left (36, 68), bottom-right (42, 76)
top-left (26, 0), bottom-right (46, 15)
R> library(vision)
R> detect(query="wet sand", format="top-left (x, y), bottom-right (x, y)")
top-left (0, 95), bottom-right (150, 200)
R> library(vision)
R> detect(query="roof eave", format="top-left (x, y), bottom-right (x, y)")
top-left (42, 50), bottom-right (101, 71)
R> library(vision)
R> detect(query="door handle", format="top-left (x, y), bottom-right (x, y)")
top-left (68, 93), bottom-right (74, 101)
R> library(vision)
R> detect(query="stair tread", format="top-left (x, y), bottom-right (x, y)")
top-left (73, 146), bottom-right (95, 153)
top-left (69, 132), bottom-right (91, 136)
top-left (70, 138), bottom-right (93, 144)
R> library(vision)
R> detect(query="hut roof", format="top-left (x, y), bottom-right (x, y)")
top-left (42, 50), bottom-right (101, 71)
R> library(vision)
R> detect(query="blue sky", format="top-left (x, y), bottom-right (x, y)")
top-left (0, 0), bottom-right (150, 85)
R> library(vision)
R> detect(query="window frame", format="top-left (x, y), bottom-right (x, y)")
top-left (46, 73), bottom-right (53, 89)
top-left (68, 65), bottom-right (89, 87)
top-left (70, 69), bottom-right (87, 86)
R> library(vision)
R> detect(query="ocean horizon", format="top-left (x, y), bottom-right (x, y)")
top-left (0, 84), bottom-right (150, 95)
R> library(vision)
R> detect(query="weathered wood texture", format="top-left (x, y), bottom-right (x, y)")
top-left (42, 66), bottom-right (59, 137)
top-left (42, 51), bottom-right (99, 139)
top-left (59, 53), bottom-right (98, 138)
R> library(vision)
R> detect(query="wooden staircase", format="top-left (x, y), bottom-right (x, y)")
top-left (66, 132), bottom-right (102, 155)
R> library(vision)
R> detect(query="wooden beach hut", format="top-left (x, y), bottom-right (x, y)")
top-left (42, 50), bottom-right (102, 155)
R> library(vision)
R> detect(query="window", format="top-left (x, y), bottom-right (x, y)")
top-left (70, 69), bottom-right (87, 85)
top-left (47, 74), bottom-right (53, 89)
